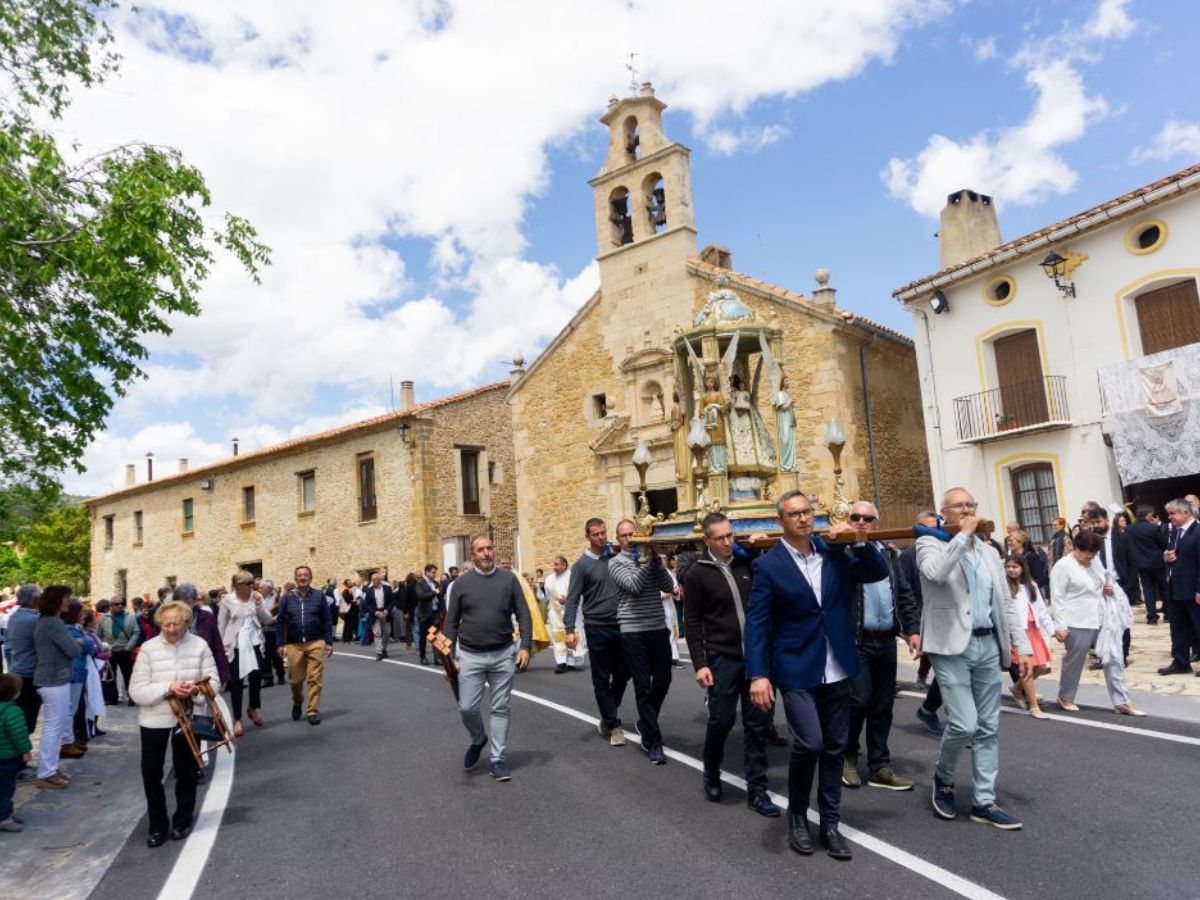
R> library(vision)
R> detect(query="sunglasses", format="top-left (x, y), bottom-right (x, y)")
top-left (849, 514), bottom-right (877, 523)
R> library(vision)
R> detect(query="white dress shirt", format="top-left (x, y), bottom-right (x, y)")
top-left (782, 539), bottom-right (848, 684)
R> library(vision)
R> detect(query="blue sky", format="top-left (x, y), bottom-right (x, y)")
top-left (56, 0), bottom-right (1200, 494)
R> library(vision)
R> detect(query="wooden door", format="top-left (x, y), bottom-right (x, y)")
top-left (994, 329), bottom-right (1047, 427)
top-left (1136, 280), bottom-right (1200, 355)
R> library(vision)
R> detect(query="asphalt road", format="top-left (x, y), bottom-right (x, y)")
top-left (91, 645), bottom-right (1200, 900)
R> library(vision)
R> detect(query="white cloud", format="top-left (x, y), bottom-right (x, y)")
top-left (1131, 120), bottom-right (1200, 164)
top-left (53, 0), bottom-right (955, 494)
top-left (883, 0), bottom-right (1136, 217)
top-left (706, 124), bottom-right (789, 157)
top-left (971, 36), bottom-right (998, 61)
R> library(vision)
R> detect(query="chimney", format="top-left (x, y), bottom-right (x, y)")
top-left (811, 268), bottom-right (837, 310)
top-left (939, 189), bottom-right (1001, 270)
top-left (509, 356), bottom-right (526, 379)
top-left (399, 381), bottom-right (415, 412)
top-left (125, 464), bottom-right (136, 487)
top-left (232, 437), bottom-right (240, 456)
top-left (178, 458), bottom-right (189, 474)
top-left (145, 453), bottom-right (154, 482)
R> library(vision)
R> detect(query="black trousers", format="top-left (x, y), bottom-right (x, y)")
top-left (1138, 568), bottom-right (1167, 623)
top-left (140, 726), bottom-right (198, 833)
top-left (921, 677), bottom-right (943, 713)
top-left (620, 628), bottom-right (672, 748)
top-left (14, 676), bottom-right (41, 734)
top-left (1168, 593), bottom-right (1200, 668)
top-left (781, 680), bottom-right (851, 829)
top-left (73, 682), bottom-right (90, 744)
top-left (111, 650), bottom-right (135, 700)
top-left (847, 635), bottom-right (898, 772)
top-left (702, 650), bottom-right (770, 791)
top-left (230, 648), bottom-right (264, 720)
top-left (417, 616), bottom-right (439, 660)
top-left (341, 609), bottom-right (359, 643)
top-left (583, 623), bottom-right (628, 729)
top-left (261, 632), bottom-right (285, 680)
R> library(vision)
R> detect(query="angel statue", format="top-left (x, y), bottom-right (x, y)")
top-left (697, 371), bottom-right (728, 473)
top-left (755, 335), bottom-right (794, 470)
top-left (719, 333), bottom-right (777, 470)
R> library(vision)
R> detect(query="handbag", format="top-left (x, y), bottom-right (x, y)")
top-left (189, 712), bottom-right (223, 742)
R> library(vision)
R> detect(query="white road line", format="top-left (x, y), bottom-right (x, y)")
top-left (338, 652), bottom-right (1003, 900)
top-left (155, 744), bottom-right (236, 900)
top-left (896, 690), bottom-right (1200, 746)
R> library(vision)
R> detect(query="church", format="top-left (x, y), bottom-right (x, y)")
top-left (508, 84), bottom-right (932, 568)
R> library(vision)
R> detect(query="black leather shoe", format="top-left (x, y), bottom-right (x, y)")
top-left (147, 831), bottom-right (168, 849)
top-left (291, 703), bottom-right (302, 720)
top-left (702, 772), bottom-right (722, 802)
top-left (765, 725), bottom-right (789, 747)
top-left (170, 820), bottom-right (193, 841)
top-left (1158, 664), bottom-right (1191, 675)
top-left (788, 813), bottom-right (813, 855)
top-left (820, 826), bottom-right (853, 860)
top-left (307, 714), bottom-right (321, 725)
top-left (747, 791), bottom-right (782, 818)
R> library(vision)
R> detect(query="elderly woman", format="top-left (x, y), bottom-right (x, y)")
top-left (62, 599), bottom-right (98, 752)
top-left (218, 570), bottom-right (274, 736)
top-left (33, 585), bottom-right (84, 789)
top-left (1049, 529), bottom-right (1144, 716)
top-left (129, 600), bottom-right (217, 847)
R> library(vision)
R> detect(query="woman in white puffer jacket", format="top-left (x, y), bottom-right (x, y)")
top-left (129, 600), bottom-right (217, 848)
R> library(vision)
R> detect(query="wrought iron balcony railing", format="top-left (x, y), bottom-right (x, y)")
top-left (953, 376), bottom-right (1071, 443)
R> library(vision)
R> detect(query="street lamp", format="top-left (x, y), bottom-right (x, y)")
top-left (822, 418), bottom-right (851, 525)
top-left (1040, 250), bottom-right (1076, 297)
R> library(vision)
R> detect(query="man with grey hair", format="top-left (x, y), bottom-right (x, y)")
top-left (256, 578), bottom-right (284, 686)
top-left (843, 501), bottom-right (921, 792)
top-left (4, 585), bottom-right (42, 732)
top-left (1158, 498), bottom-right (1200, 675)
top-left (172, 584), bottom-right (230, 688)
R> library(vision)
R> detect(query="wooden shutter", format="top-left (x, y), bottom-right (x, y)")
top-left (1136, 281), bottom-right (1200, 355)
top-left (993, 329), bottom-right (1047, 425)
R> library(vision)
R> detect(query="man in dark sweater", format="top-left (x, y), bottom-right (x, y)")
top-left (684, 512), bottom-right (779, 816)
top-left (564, 518), bottom-right (629, 747)
top-left (445, 536), bottom-right (531, 782)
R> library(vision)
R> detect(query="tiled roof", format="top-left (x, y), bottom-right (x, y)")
top-left (893, 161), bottom-right (1200, 298)
top-left (687, 258), bottom-right (913, 345)
top-left (85, 381), bottom-right (510, 505)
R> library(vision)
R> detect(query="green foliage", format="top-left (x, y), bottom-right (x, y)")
top-left (0, 0), bottom-right (270, 488)
top-left (19, 504), bottom-right (90, 592)
top-left (0, 480), bottom-right (64, 541)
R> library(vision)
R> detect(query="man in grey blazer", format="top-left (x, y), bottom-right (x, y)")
top-left (915, 487), bottom-right (1032, 831)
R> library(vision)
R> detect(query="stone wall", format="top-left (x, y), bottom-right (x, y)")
top-left (87, 386), bottom-right (514, 597)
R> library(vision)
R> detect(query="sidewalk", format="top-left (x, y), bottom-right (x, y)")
top-left (0, 704), bottom-right (150, 900)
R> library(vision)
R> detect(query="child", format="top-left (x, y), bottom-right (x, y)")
top-left (0, 672), bottom-right (33, 832)
top-left (1004, 554), bottom-right (1054, 719)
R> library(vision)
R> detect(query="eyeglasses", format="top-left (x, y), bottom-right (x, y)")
top-left (781, 508), bottom-right (813, 520)
top-left (943, 501), bottom-right (978, 511)
top-left (848, 514), bottom-right (877, 523)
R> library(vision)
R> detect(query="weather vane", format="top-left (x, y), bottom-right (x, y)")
top-left (625, 51), bottom-right (639, 93)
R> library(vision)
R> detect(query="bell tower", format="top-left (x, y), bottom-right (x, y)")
top-left (588, 83), bottom-right (697, 273)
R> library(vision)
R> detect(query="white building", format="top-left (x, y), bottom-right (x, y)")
top-left (893, 162), bottom-right (1200, 542)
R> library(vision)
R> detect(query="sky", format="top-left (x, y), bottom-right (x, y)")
top-left (51, 0), bottom-right (1200, 496)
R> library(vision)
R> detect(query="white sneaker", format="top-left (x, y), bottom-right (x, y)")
top-left (609, 726), bottom-right (626, 747)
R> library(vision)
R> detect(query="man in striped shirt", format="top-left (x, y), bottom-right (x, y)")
top-left (609, 519), bottom-right (675, 765)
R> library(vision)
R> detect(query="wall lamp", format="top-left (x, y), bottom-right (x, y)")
top-left (1040, 250), bottom-right (1076, 297)
top-left (398, 420), bottom-right (411, 444)
top-left (930, 290), bottom-right (950, 315)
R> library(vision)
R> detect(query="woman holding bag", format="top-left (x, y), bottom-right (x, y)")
top-left (218, 570), bottom-right (274, 737)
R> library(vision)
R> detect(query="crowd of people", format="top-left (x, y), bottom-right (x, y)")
top-left (1, 488), bottom-right (1197, 854)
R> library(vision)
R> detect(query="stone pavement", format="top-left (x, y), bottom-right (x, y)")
top-left (1097, 615), bottom-right (1200, 698)
top-left (0, 704), bottom-right (149, 900)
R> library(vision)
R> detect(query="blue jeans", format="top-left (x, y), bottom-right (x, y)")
top-left (583, 623), bottom-right (628, 729)
top-left (780, 680), bottom-right (852, 828)
top-left (928, 634), bottom-right (1003, 806)
top-left (457, 645), bottom-right (517, 764)
top-left (0, 757), bottom-right (21, 821)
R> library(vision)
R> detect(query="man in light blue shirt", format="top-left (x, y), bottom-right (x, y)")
top-left (844, 503), bottom-right (921, 792)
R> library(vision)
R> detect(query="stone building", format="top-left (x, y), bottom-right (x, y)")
top-left (85, 382), bottom-right (516, 598)
top-left (893, 162), bottom-right (1200, 540)
top-left (508, 84), bottom-right (931, 569)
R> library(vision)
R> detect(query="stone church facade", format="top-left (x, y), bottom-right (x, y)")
top-left (509, 84), bottom-right (932, 568)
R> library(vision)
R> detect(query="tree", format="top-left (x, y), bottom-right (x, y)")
top-left (18, 504), bottom-right (90, 593)
top-left (0, 0), bottom-right (269, 487)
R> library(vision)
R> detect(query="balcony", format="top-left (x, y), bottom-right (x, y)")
top-left (953, 376), bottom-right (1071, 443)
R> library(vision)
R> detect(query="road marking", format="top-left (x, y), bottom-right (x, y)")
top-left (155, 744), bottom-right (236, 900)
top-left (896, 690), bottom-right (1200, 746)
top-left (338, 652), bottom-right (1004, 900)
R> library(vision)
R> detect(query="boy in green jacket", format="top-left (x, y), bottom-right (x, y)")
top-left (0, 673), bottom-right (33, 832)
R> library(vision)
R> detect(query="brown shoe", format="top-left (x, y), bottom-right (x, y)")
top-left (36, 773), bottom-right (70, 790)
top-left (60, 744), bottom-right (87, 759)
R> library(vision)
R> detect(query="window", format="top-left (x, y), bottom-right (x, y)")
top-left (608, 187), bottom-right (633, 246)
top-left (299, 471), bottom-right (316, 513)
top-left (1010, 464), bottom-right (1058, 545)
top-left (983, 275), bottom-right (1016, 306)
top-left (460, 449), bottom-right (480, 515)
top-left (242, 486), bottom-right (256, 523)
top-left (165, 576), bottom-right (177, 589)
top-left (592, 393), bottom-right (608, 419)
top-left (133, 510), bottom-right (143, 544)
top-left (182, 498), bottom-right (194, 533)
top-left (1135, 280), bottom-right (1200, 355)
top-left (623, 115), bottom-right (640, 162)
top-left (103, 515), bottom-right (114, 549)
top-left (358, 455), bottom-right (377, 522)
top-left (1124, 219), bottom-right (1167, 255)
top-left (643, 172), bottom-right (666, 234)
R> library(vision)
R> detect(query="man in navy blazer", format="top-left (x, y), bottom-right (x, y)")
top-left (746, 490), bottom-right (889, 860)
top-left (1158, 498), bottom-right (1200, 675)
top-left (1127, 505), bottom-right (1167, 625)
top-left (361, 571), bottom-right (396, 661)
